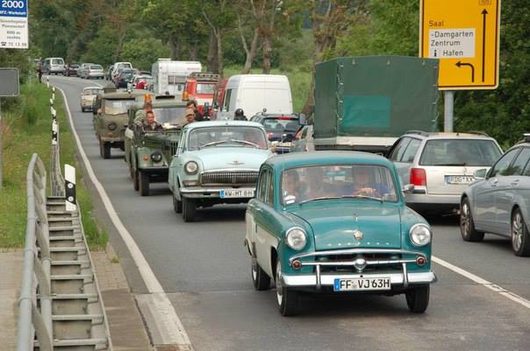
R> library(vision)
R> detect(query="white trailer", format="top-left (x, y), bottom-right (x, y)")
top-left (151, 59), bottom-right (202, 99)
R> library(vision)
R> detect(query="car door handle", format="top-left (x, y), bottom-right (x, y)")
top-left (511, 179), bottom-right (520, 186)
top-left (491, 178), bottom-right (498, 185)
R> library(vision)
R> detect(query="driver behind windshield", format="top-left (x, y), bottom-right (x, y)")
top-left (136, 110), bottom-right (163, 133)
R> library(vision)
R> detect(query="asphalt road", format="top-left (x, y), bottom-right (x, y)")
top-left (51, 75), bottom-right (530, 351)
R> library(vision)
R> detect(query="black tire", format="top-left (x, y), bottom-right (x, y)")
top-left (275, 261), bottom-right (298, 316)
top-left (406, 285), bottom-right (430, 313)
top-left (133, 169), bottom-right (139, 191)
top-left (460, 198), bottom-right (484, 242)
top-left (251, 255), bottom-right (271, 291)
top-left (511, 209), bottom-right (530, 257)
top-left (182, 197), bottom-right (196, 222)
top-left (173, 193), bottom-right (182, 214)
top-left (99, 139), bottom-right (111, 159)
top-left (139, 171), bottom-right (150, 196)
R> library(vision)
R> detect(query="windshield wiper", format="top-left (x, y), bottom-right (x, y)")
top-left (200, 140), bottom-right (230, 149)
top-left (229, 139), bottom-right (261, 148)
top-left (341, 194), bottom-right (383, 203)
top-left (298, 196), bottom-right (342, 205)
top-left (431, 162), bottom-right (467, 166)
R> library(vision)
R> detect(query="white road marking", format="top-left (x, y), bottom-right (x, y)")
top-left (57, 86), bottom-right (193, 347)
top-left (433, 256), bottom-right (530, 309)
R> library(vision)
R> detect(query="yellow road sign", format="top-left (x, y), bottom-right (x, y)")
top-left (420, 0), bottom-right (501, 90)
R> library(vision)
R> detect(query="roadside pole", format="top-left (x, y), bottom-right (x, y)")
top-left (0, 69), bottom-right (20, 190)
top-left (444, 91), bottom-right (454, 132)
top-left (0, 99), bottom-right (3, 188)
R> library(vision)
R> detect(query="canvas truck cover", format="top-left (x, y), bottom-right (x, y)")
top-left (314, 56), bottom-right (439, 139)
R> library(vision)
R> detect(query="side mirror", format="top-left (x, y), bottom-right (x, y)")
top-left (298, 113), bottom-right (306, 126)
top-left (473, 168), bottom-right (488, 179)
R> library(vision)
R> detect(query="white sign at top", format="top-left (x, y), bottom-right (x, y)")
top-left (0, 0), bottom-right (28, 49)
top-left (428, 28), bottom-right (475, 59)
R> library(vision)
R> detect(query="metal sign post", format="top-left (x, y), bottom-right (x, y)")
top-left (0, 68), bottom-right (20, 189)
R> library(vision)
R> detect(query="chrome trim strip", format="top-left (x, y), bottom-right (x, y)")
top-left (282, 272), bottom-right (436, 287)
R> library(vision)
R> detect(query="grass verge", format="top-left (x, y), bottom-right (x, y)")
top-left (0, 81), bottom-right (108, 248)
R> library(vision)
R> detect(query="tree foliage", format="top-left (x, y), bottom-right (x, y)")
top-left (0, 0), bottom-right (526, 147)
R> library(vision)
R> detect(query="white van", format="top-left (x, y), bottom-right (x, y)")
top-left (43, 57), bottom-right (65, 75)
top-left (151, 59), bottom-right (202, 99)
top-left (220, 74), bottom-right (293, 119)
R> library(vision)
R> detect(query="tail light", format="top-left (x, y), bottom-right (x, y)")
top-left (410, 168), bottom-right (427, 186)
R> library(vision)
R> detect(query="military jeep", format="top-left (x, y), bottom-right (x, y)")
top-left (93, 88), bottom-right (152, 159)
top-left (124, 98), bottom-right (187, 196)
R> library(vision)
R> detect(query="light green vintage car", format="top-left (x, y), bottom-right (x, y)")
top-left (168, 121), bottom-right (273, 222)
top-left (245, 151), bottom-right (436, 316)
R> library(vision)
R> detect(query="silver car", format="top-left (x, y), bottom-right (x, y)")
top-left (460, 136), bottom-right (530, 256)
top-left (387, 131), bottom-right (502, 214)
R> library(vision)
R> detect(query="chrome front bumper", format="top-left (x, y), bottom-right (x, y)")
top-left (180, 186), bottom-right (255, 199)
top-left (285, 248), bottom-right (437, 289)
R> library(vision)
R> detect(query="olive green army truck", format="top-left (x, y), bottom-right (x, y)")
top-left (124, 98), bottom-right (187, 196)
top-left (93, 88), bottom-right (153, 159)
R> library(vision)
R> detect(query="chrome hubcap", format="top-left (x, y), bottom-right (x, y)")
top-left (461, 203), bottom-right (470, 234)
top-left (512, 212), bottom-right (523, 250)
top-left (276, 263), bottom-right (283, 306)
top-left (251, 258), bottom-right (257, 281)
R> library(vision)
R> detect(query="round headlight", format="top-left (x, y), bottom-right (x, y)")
top-left (184, 161), bottom-right (198, 175)
top-left (409, 224), bottom-right (432, 246)
top-left (107, 122), bottom-right (117, 131)
top-left (286, 227), bottom-right (307, 251)
top-left (150, 151), bottom-right (163, 163)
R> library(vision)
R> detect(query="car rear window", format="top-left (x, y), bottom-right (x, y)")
top-left (90, 65), bottom-right (103, 70)
top-left (420, 139), bottom-right (502, 166)
top-left (262, 117), bottom-right (300, 133)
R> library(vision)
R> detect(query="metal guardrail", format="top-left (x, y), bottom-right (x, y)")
top-left (17, 85), bottom-right (111, 350)
top-left (17, 154), bottom-right (53, 351)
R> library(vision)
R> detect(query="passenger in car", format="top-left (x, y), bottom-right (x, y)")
top-left (351, 167), bottom-right (388, 197)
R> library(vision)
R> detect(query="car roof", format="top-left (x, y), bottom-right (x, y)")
top-left (183, 120), bottom-right (265, 131)
top-left (402, 131), bottom-right (495, 140)
top-left (100, 89), bottom-right (151, 99)
top-left (265, 151), bottom-right (394, 170)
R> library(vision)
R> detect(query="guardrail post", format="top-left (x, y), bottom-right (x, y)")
top-left (65, 164), bottom-right (77, 211)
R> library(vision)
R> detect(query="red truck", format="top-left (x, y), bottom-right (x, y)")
top-left (182, 72), bottom-right (221, 115)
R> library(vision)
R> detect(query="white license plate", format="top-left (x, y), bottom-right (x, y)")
top-left (220, 188), bottom-right (255, 198)
top-left (333, 277), bottom-right (391, 291)
top-left (445, 175), bottom-right (475, 185)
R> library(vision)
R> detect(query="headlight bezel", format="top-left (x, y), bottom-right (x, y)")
top-left (285, 227), bottom-right (307, 251)
top-left (107, 122), bottom-right (118, 131)
top-left (409, 223), bottom-right (432, 247)
top-left (184, 161), bottom-right (199, 175)
top-left (150, 151), bottom-right (163, 163)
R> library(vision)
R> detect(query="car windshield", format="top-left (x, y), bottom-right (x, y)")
top-left (419, 139), bottom-right (502, 166)
top-left (51, 58), bottom-right (64, 65)
top-left (152, 107), bottom-right (187, 126)
top-left (281, 165), bottom-right (398, 205)
top-left (83, 88), bottom-right (102, 95)
top-left (262, 117), bottom-right (300, 133)
top-left (90, 65), bottom-right (103, 70)
top-left (196, 83), bottom-right (216, 94)
top-left (103, 99), bottom-right (136, 115)
top-left (187, 126), bottom-right (268, 151)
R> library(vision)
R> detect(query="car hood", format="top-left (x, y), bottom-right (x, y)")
top-left (188, 147), bottom-right (272, 171)
top-left (287, 204), bottom-right (403, 250)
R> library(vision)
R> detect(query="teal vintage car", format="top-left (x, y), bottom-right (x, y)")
top-left (168, 120), bottom-right (273, 222)
top-left (245, 151), bottom-right (436, 316)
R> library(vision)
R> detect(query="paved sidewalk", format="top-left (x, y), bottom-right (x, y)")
top-left (1, 245), bottom-right (152, 351)
top-left (0, 249), bottom-right (23, 350)
top-left (92, 244), bottom-right (153, 351)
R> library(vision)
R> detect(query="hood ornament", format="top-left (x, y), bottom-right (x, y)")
top-left (228, 160), bottom-right (244, 166)
top-left (353, 229), bottom-right (363, 241)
